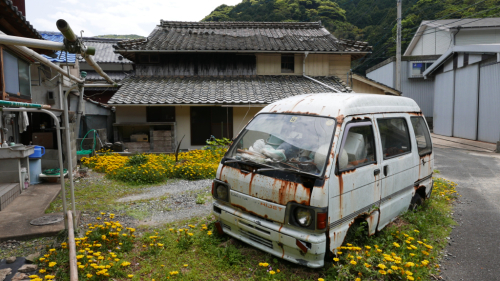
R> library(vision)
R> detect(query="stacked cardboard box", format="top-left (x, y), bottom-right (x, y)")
top-left (152, 130), bottom-right (173, 152)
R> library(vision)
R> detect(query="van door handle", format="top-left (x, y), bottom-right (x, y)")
top-left (374, 169), bottom-right (380, 176)
top-left (383, 165), bottom-right (388, 176)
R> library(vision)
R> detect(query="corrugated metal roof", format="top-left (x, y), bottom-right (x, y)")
top-left (39, 31), bottom-right (76, 63)
top-left (109, 75), bottom-right (350, 105)
top-left (114, 21), bottom-right (371, 53)
top-left (81, 38), bottom-right (133, 64)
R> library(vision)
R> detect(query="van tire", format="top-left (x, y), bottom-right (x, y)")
top-left (409, 193), bottom-right (423, 211)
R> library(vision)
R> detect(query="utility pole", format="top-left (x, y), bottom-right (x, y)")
top-left (396, 0), bottom-right (402, 91)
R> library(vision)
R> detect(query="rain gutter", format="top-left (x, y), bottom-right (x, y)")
top-left (113, 49), bottom-right (371, 55)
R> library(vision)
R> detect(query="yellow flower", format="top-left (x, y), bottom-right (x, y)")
top-left (86, 274), bottom-right (93, 278)
top-left (318, 279), bottom-right (325, 281)
top-left (333, 258), bottom-right (339, 262)
top-left (378, 264), bottom-right (387, 269)
top-left (355, 278), bottom-right (361, 281)
top-left (48, 262), bottom-right (57, 267)
top-left (128, 275), bottom-right (134, 278)
top-left (184, 264), bottom-right (188, 267)
top-left (350, 260), bottom-right (357, 265)
top-left (393, 242), bottom-right (400, 247)
top-left (379, 270), bottom-right (387, 275)
top-left (269, 270), bottom-right (276, 275)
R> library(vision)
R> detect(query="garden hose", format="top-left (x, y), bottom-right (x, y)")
top-left (77, 129), bottom-right (101, 155)
top-left (43, 168), bottom-right (68, 175)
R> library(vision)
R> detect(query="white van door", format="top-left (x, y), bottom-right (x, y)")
top-left (329, 116), bottom-right (382, 235)
top-left (374, 114), bottom-right (418, 230)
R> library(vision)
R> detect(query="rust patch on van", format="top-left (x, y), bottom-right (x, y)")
top-left (336, 114), bottom-right (344, 126)
top-left (290, 99), bottom-right (306, 111)
top-left (408, 112), bottom-right (423, 116)
top-left (282, 110), bottom-right (320, 116)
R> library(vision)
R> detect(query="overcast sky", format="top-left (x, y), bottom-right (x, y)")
top-left (25, 0), bottom-right (242, 37)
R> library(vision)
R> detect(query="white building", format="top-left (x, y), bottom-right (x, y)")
top-left (366, 18), bottom-right (500, 124)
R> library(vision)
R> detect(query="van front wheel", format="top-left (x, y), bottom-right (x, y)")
top-left (409, 193), bottom-right (423, 211)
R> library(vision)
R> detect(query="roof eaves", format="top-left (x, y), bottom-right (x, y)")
top-left (352, 73), bottom-right (401, 95)
top-left (423, 44), bottom-right (500, 77)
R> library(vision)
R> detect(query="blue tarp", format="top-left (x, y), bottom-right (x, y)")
top-left (40, 32), bottom-right (76, 63)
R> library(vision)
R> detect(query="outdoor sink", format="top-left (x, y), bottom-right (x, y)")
top-left (0, 145), bottom-right (35, 159)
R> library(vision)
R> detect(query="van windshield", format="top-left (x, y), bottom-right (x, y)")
top-left (228, 114), bottom-right (336, 176)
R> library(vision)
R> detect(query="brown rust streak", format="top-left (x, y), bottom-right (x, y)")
top-left (249, 173), bottom-right (256, 195)
top-left (231, 203), bottom-right (274, 221)
top-left (290, 99), bottom-right (306, 111)
top-left (408, 112), bottom-right (423, 116)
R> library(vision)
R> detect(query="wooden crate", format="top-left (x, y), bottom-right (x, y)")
top-left (124, 142), bottom-right (151, 153)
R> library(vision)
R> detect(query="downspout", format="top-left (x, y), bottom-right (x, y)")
top-left (62, 79), bottom-right (79, 230)
top-left (1, 107), bottom-right (68, 228)
top-left (302, 51), bottom-right (341, 93)
top-left (75, 81), bottom-right (85, 139)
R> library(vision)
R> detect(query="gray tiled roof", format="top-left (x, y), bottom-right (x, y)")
top-left (81, 38), bottom-right (133, 64)
top-left (84, 70), bottom-right (132, 81)
top-left (114, 21), bottom-right (371, 53)
top-left (108, 75), bottom-right (350, 105)
top-left (1, 0), bottom-right (43, 40)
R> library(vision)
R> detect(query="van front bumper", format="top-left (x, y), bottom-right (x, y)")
top-left (212, 201), bottom-right (327, 268)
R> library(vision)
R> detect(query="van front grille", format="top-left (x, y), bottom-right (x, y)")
top-left (240, 229), bottom-right (273, 249)
top-left (222, 223), bottom-right (231, 231)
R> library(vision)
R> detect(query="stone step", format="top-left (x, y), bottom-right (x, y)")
top-left (0, 183), bottom-right (20, 211)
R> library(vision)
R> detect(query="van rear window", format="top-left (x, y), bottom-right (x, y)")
top-left (377, 118), bottom-right (411, 159)
top-left (411, 117), bottom-right (432, 156)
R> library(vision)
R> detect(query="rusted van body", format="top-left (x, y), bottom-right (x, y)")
top-left (212, 93), bottom-right (434, 268)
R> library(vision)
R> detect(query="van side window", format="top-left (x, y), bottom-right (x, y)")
top-left (411, 117), bottom-right (432, 156)
top-left (338, 123), bottom-right (377, 171)
top-left (377, 118), bottom-right (411, 159)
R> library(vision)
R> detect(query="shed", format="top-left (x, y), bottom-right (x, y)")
top-left (423, 44), bottom-right (500, 143)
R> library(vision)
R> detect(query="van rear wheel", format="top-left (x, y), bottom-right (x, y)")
top-left (409, 193), bottom-right (423, 211)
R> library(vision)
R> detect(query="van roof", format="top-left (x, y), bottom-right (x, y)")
top-left (260, 93), bottom-right (421, 118)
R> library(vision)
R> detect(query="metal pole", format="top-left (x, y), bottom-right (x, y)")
top-left (67, 211), bottom-right (79, 281)
top-left (2, 107), bottom-right (68, 228)
top-left (396, 0), bottom-right (402, 91)
top-left (82, 55), bottom-right (117, 85)
top-left (62, 80), bottom-right (79, 230)
top-left (0, 34), bottom-right (65, 51)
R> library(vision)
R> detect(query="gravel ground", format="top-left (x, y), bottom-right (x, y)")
top-left (119, 179), bottom-right (213, 225)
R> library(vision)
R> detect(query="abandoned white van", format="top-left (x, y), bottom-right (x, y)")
top-left (211, 93), bottom-right (434, 268)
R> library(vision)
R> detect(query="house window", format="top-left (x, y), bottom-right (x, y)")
top-left (410, 61), bottom-right (434, 78)
top-left (3, 49), bottom-right (31, 99)
top-left (190, 107), bottom-right (233, 146)
top-left (281, 54), bottom-right (295, 73)
top-left (146, 106), bottom-right (175, 122)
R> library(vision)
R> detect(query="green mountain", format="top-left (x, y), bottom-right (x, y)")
top-left (203, 0), bottom-right (500, 74)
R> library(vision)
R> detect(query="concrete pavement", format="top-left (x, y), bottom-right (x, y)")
top-left (433, 137), bottom-right (500, 280)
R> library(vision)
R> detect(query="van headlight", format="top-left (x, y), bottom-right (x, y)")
top-left (217, 185), bottom-right (228, 201)
top-left (212, 180), bottom-right (230, 202)
top-left (294, 207), bottom-right (313, 227)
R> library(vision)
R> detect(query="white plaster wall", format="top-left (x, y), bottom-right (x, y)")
top-left (233, 107), bottom-right (264, 136)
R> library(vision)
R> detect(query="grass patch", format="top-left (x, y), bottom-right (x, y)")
top-left (37, 178), bottom-right (457, 280)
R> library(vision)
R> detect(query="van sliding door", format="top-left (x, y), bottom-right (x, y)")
top-left (374, 115), bottom-right (418, 231)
